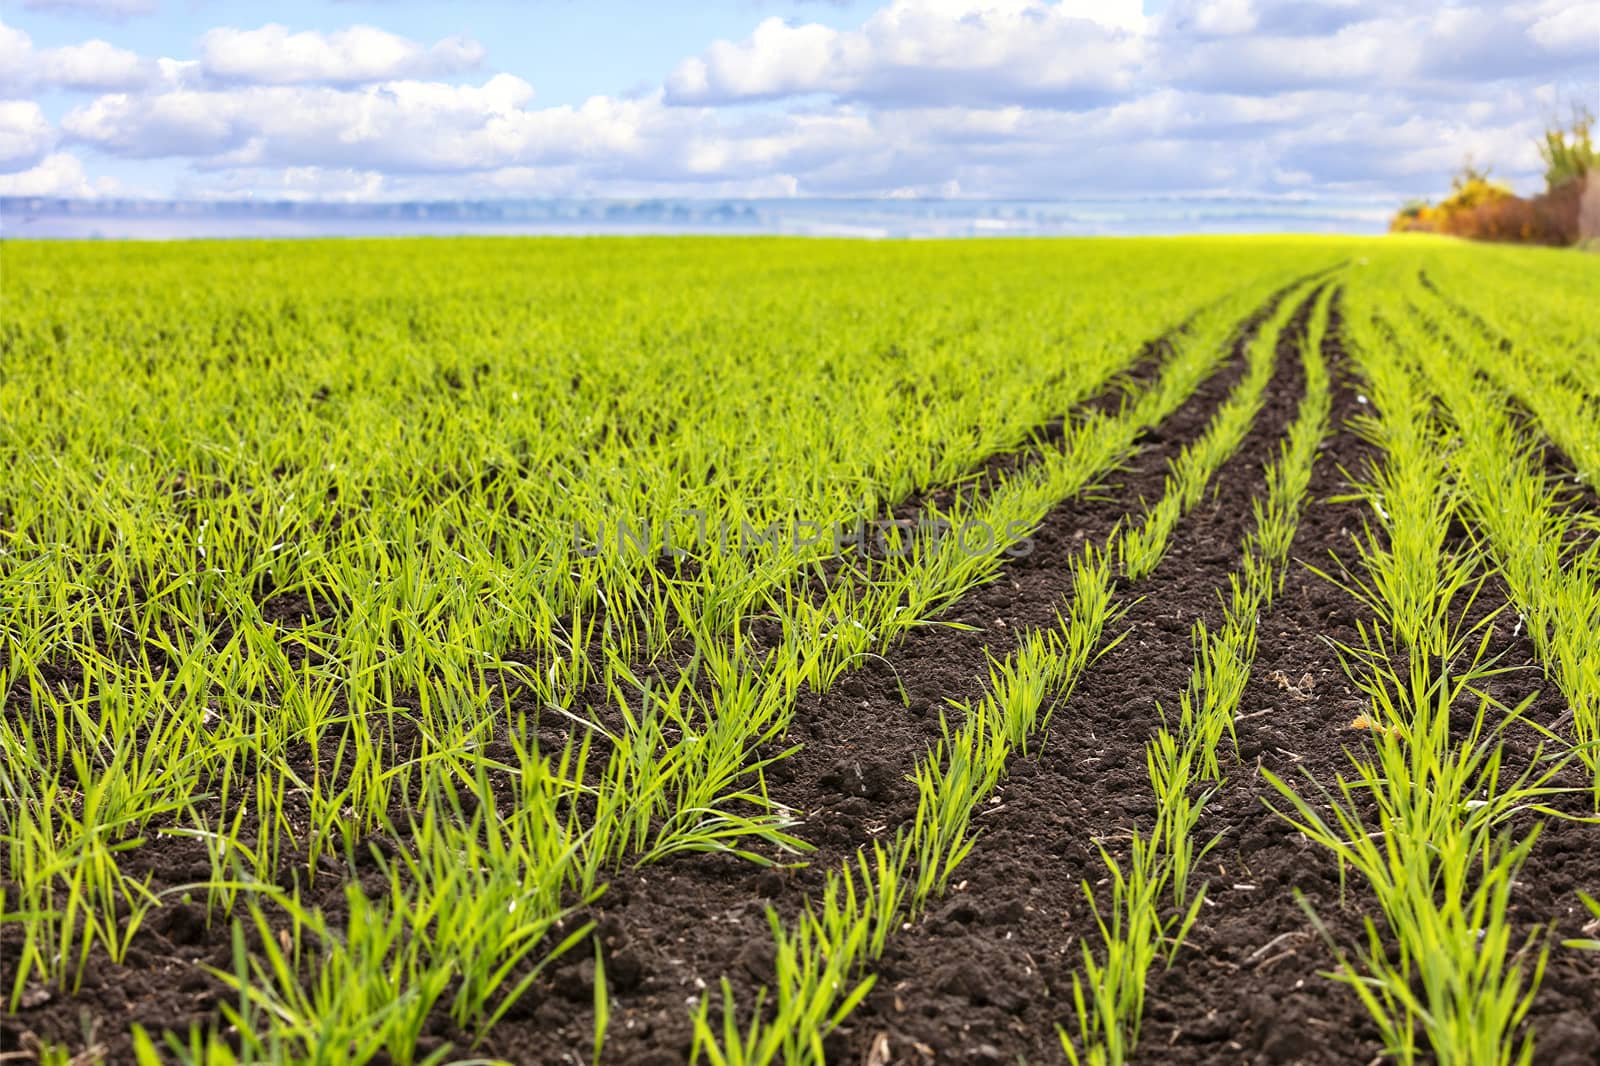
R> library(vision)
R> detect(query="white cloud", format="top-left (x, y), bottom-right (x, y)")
top-left (0, 24), bottom-right (35, 87)
top-left (1171, 0), bottom-right (1258, 36)
top-left (1, 21), bottom-right (159, 92)
top-left (0, 99), bottom-right (55, 168)
top-left (1520, 0), bottom-right (1600, 56)
top-left (60, 75), bottom-right (874, 188)
top-left (198, 24), bottom-right (486, 85)
top-left (666, 0), bottom-right (1149, 107)
top-left (6, 0), bottom-right (1597, 205)
top-left (39, 39), bottom-right (156, 90)
top-left (0, 151), bottom-right (119, 196)
top-left (1162, 0), bottom-right (1597, 92)
top-left (63, 74), bottom-right (543, 168)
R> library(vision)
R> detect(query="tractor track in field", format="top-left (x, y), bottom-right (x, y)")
top-left (479, 310), bottom-right (1203, 761)
top-left (504, 310), bottom-right (1230, 775)
top-left (768, 285), bottom-right (1299, 862)
top-left (438, 282), bottom-right (1317, 1065)
top-left (533, 274), bottom-right (1324, 770)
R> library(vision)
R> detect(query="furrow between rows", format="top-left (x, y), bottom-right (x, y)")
top-left (465, 278), bottom-right (1316, 1065)
top-left (805, 283), bottom-right (1325, 1065)
top-left (0, 274), bottom-right (1321, 1066)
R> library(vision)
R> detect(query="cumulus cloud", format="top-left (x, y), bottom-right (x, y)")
top-left (1161, 0), bottom-right (1597, 92)
top-left (666, 0), bottom-right (1149, 107)
top-left (0, 24), bottom-right (34, 88)
top-left (39, 39), bottom-right (156, 90)
top-left (198, 24), bottom-right (486, 85)
top-left (59, 75), bottom-right (878, 189)
top-left (63, 74), bottom-right (542, 167)
top-left (6, 0), bottom-right (1596, 204)
top-left (1, 21), bottom-right (159, 92)
top-left (0, 151), bottom-right (119, 196)
top-left (1524, 0), bottom-right (1600, 50)
top-left (0, 99), bottom-right (56, 168)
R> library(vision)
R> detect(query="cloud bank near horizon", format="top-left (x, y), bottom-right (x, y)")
top-left (1, 0), bottom-right (1595, 203)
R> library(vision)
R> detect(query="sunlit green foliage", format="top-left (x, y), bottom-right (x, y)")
top-left (3, 235), bottom-right (1598, 1063)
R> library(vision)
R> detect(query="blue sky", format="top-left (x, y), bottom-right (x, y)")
top-left (2, 0), bottom-right (1595, 202)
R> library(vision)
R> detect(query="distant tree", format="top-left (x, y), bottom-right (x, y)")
top-left (1450, 160), bottom-right (1494, 192)
top-left (1539, 106), bottom-right (1598, 190)
top-left (1438, 162), bottom-right (1514, 214)
top-left (1389, 198), bottom-right (1433, 232)
top-left (1387, 114), bottom-right (1594, 245)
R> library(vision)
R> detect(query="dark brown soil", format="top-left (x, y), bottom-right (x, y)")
top-left (1127, 314), bottom-right (1600, 1066)
top-left (798, 282), bottom-right (1325, 1066)
top-left (1124, 319), bottom-right (1390, 1066)
top-left (452, 279), bottom-right (1313, 1066)
top-left (0, 293), bottom-right (1240, 1065)
top-left (6, 278), bottom-right (1599, 1066)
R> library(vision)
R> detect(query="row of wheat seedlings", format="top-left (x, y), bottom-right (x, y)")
top-left (1418, 263), bottom-right (1599, 493)
top-left (1062, 283), bottom-right (1336, 1065)
top-left (0, 278), bottom-right (1315, 1065)
top-left (0, 267), bottom-right (1280, 995)
top-left (686, 276), bottom-right (1324, 1066)
top-left (1418, 241), bottom-right (1600, 399)
top-left (1259, 275), bottom-right (1587, 1066)
top-left (1402, 278), bottom-right (1600, 798)
top-left (1, 239), bottom-right (1239, 935)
